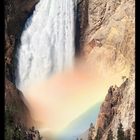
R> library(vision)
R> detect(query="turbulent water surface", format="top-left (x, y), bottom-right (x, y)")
top-left (15, 0), bottom-right (77, 90)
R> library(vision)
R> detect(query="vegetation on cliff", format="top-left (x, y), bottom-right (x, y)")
top-left (5, 105), bottom-right (42, 140)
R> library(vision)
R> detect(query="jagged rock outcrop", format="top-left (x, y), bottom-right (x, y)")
top-left (5, 79), bottom-right (44, 140)
top-left (91, 66), bottom-right (135, 140)
top-left (85, 67), bottom-right (135, 140)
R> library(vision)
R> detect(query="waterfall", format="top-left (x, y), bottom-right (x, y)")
top-left (15, 0), bottom-right (77, 90)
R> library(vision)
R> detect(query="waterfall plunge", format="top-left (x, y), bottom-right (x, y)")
top-left (15, 0), bottom-right (77, 90)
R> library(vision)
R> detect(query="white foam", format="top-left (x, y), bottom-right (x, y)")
top-left (16, 0), bottom-right (77, 90)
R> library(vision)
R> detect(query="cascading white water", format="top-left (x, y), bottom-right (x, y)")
top-left (15, 0), bottom-right (77, 90)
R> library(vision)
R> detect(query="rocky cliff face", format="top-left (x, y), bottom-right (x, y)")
top-left (5, 79), bottom-right (33, 126)
top-left (78, 0), bottom-right (135, 139)
top-left (79, 0), bottom-right (135, 79)
top-left (5, 79), bottom-right (43, 140)
top-left (80, 68), bottom-right (135, 140)
top-left (93, 69), bottom-right (135, 140)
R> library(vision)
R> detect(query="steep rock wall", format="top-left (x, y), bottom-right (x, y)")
top-left (80, 0), bottom-right (135, 79)
top-left (78, 0), bottom-right (135, 139)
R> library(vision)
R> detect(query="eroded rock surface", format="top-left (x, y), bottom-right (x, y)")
top-left (78, 0), bottom-right (135, 139)
top-left (5, 78), bottom-right (33, 126)
top-left (80, 0), bottom-right (135, 79)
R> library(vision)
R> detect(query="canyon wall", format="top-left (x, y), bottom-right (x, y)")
top-left (88, 70), bottom-right (135, 140)
top-left (80, 0), bottom-right (135, 79)
top-left (5, 79), bottom-right (33, 126)
top-left (78, 0), bottom-right (135, 139)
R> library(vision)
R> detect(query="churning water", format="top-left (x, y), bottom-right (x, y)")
top-left (15, 0), bottom-right (77, 90)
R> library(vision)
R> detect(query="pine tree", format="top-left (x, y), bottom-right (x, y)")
top-left (90, 123), bottom-right (94, 128)
top-left (107, 129), bottom-right (114, 140)
top-left (117, 122), bottom-right (125, 140)
top-left (88, 122), bottom-right (95, 140)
